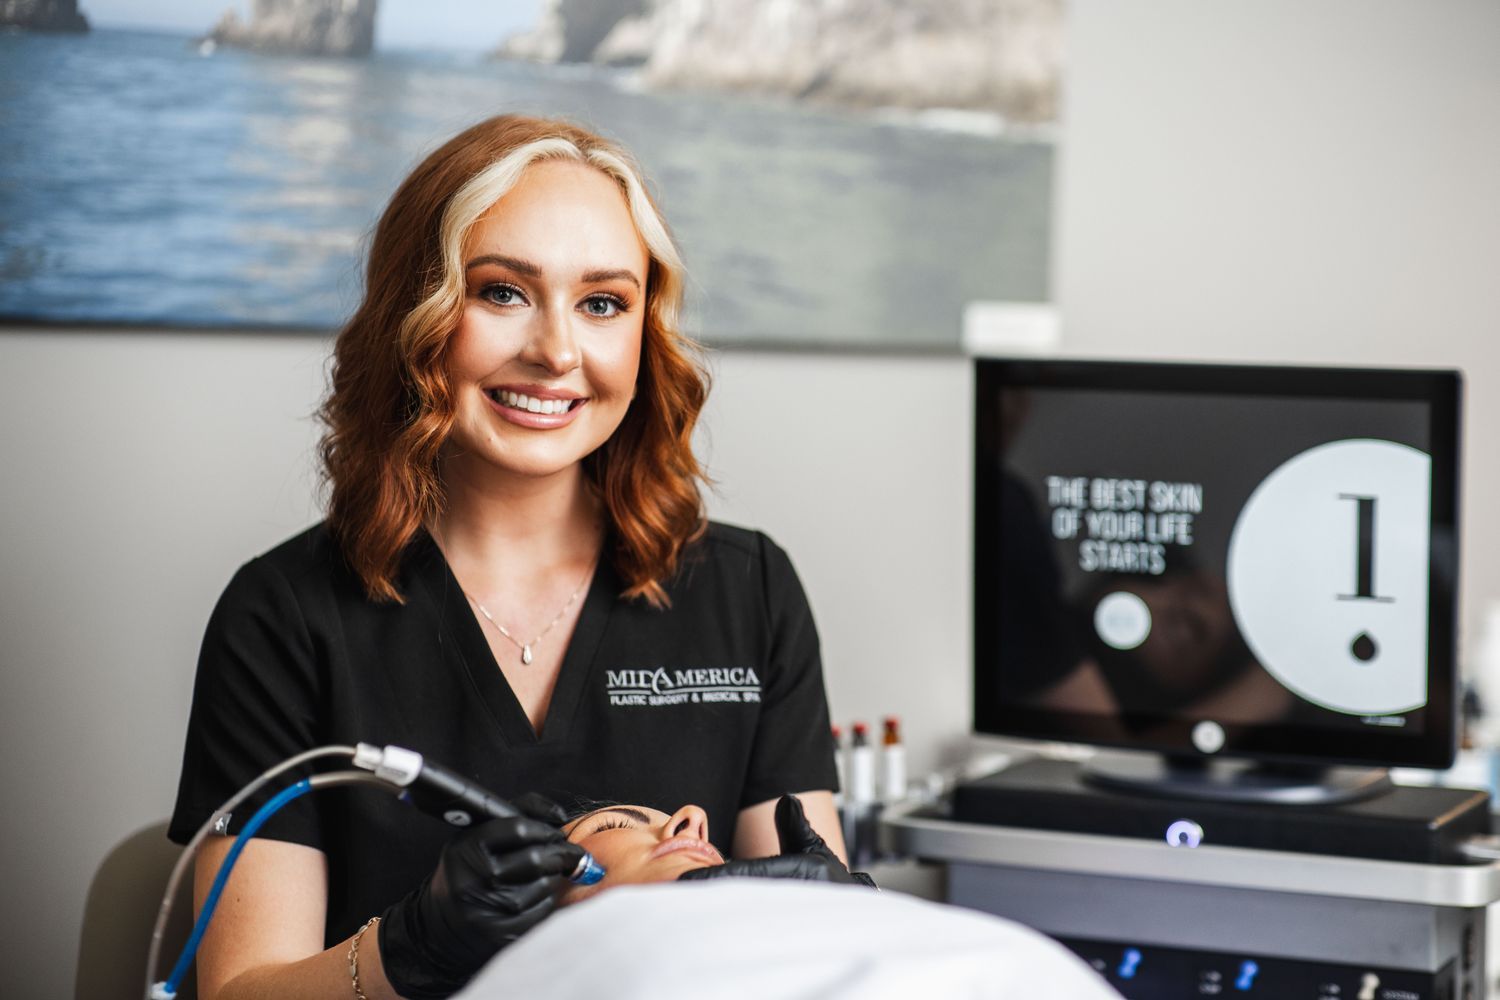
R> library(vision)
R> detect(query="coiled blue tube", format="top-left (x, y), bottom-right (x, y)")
top-left (157, 775), bottom-right (601, 997)
top-left (161, 779), bottom-right (314, 997)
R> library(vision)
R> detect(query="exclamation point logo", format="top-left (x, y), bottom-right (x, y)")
top-left (1338, 492), bottom-right (1390, 664)
top-left (1226, 439), bottom-right (1430, 717)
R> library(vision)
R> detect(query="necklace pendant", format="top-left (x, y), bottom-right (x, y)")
top-left (521, 645), bottom-right (534, 665)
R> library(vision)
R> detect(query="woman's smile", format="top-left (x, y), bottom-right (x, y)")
top-left (484, 383), bottom-right (589, 428)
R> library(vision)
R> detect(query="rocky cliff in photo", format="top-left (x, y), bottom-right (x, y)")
top-left (499, 0), bottom-right (645, 64)
top-left (206, 0), bottom-right (377, 57)
top-left (0, 0), bottom-right (89, 32)
top-left (497, 0), bottom-right (1062, 124)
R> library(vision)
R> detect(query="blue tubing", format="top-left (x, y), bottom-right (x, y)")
top-left (162, 779), bottom-right (314, 995)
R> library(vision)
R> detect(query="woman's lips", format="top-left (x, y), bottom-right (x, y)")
top-left (650, 836), bottom-right (725, 866)
top-left (483, 386), bottom-right (587, 429)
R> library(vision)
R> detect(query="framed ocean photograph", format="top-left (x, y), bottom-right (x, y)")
top-left (0, 0), bottom-right (1061, 347)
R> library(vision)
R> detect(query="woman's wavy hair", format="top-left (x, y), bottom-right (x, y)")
top-left (319, 114), bottom-right (709, 607)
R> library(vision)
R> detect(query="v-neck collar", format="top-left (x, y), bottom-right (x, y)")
top-left (408, 530), bottom-right (617, 746)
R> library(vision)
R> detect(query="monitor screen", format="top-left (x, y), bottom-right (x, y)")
top-left (974, 359), bottom-right (1461, 769)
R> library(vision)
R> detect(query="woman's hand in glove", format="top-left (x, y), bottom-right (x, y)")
top-left (676, 794), bottom-right (877, 888)
top-left (379, 804), bottom-right (585, 999)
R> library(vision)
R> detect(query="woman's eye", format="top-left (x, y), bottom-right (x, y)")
top-left (589, 816), bottom-right (634, 834)
top-left (480, 283), bottom-right (526, 307)
top-left (581, 294), bottom-right (625, 318)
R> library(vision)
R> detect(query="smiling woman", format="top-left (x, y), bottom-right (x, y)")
top-left (168, 113), bottom-right (849, 1000)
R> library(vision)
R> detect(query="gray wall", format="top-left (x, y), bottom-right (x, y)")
top-left (4, 1), bottom-right (1500, 996)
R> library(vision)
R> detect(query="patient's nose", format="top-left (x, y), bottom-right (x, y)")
top-left (663, 804), bottom-right (709, 842)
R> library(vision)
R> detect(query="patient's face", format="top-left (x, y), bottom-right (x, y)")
top-left (562, 803), bottom-right (724, 903)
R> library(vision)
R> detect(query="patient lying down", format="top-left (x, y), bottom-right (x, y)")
top-left (454, 799), bottom-right (1123, 999)
top-left (560, 802), bottom-right (725, 901)
top-left (561, 793), bottom-right (875, 903)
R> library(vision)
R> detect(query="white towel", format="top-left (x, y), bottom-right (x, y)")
top-left (459, 879), bottom-right (1122, 999)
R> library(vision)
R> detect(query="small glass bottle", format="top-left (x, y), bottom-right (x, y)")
top-left (849, 721), bottom-right (876, 807)
top-left (881, 716), bottom-right (906, 803)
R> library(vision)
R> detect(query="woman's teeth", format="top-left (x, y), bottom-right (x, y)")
top-left (492, 390), bottom-right (573, 415)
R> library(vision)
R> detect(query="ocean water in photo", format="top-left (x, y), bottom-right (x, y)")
top-left (0, 28), bottom-right (1052, 346)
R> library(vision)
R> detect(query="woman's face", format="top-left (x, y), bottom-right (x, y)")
top-left (443, 159), bottom-right (649, 487)
top-left (561, 803), bottom-right (724, 903)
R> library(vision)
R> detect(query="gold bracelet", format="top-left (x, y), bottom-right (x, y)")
top-left (348, 916), bottom-right (380, 1000)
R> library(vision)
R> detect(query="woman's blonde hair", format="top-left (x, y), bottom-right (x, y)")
top-left (320, 114), bottom-right (709, 606)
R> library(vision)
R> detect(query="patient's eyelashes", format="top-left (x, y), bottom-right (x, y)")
top-left (575, 805), bottom-right (654, 836)
top-left (587, 814), bottom-right (637, 835)
top-left (568, 804), bottom-right (659, 843)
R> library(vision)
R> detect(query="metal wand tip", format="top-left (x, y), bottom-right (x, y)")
top-left (571, 851), bottom-right (606, 886)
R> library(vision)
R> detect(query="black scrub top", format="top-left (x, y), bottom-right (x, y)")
top-left (168, 521), bottom-right (839, 945)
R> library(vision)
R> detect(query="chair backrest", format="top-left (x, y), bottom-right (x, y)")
top-left (76, 820), bottom-right (197, 1000)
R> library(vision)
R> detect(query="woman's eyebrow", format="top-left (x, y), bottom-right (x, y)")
top-left (464, 255), bottom-right (641, 291)
top-left (580, 267), bottom-right (641, 291)
top-left (465, 253), bottom-right (540, 275)
top-left (582, 805), bottom-right (653, 827)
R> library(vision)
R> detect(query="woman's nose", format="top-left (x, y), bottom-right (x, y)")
top-left (663, 804), bottom-right (709, 842)
top-left (525, 303), bottom-right (580, 376)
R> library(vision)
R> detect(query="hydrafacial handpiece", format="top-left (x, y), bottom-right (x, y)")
top-left (353, 743), bottom-right (606, 885)
top-left (147, 745), bottom-right (604, 1000)
top-left (570, 850), bottom-right (607, 885)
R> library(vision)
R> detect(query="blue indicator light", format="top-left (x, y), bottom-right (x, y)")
top-left (1118, 948), bottom-right (1143, 980)
top-left (1235, 960), bottom-right (1259, 990)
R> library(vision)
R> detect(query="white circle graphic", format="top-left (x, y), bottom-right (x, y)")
top-left (1192, 720), bottom-right (1225, 754)
top-left (1227, 439), bottom-right (1429, 716)
top-left (1094, 591), bottom-right (1152, 650)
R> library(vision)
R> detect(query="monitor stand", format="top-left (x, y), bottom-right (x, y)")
top-left (1081, 752), bottom-right (1393, 806)
top-left (950, 756), bottom-right (1486, 861)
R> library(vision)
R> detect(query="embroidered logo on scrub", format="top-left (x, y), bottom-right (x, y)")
top-left (605, 668), bottom-right (762, 707)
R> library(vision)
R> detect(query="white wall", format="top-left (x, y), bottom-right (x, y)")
top-left (5, 1), bottom-right (1500, 996)
top-left (1055, 0), bottom-right (1500, 647)
top-left (700, 352), bottom-right (974, 770)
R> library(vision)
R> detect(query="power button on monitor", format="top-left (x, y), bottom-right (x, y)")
top-left (1166, 820), bottom-right (1203, 848)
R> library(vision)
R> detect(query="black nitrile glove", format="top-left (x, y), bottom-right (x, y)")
top-left (508, 790), bottom-right (572, 827)
top-left (379, 811), bottom-right (586, 999)
top-left (677, 794), bottom-right (877, 888)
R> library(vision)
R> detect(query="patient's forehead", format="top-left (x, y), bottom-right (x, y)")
top-left (565, 804), bottom-right (670, 838)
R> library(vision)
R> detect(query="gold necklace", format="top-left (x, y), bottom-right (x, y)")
top-left (467, 560), bottom-right (596, 665)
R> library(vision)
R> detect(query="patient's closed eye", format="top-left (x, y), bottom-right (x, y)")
top-left (588, 814), bottom-right (638, 834)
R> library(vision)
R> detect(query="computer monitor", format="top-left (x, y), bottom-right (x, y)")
top-left (973, 359), bottom-right (1461, 799)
